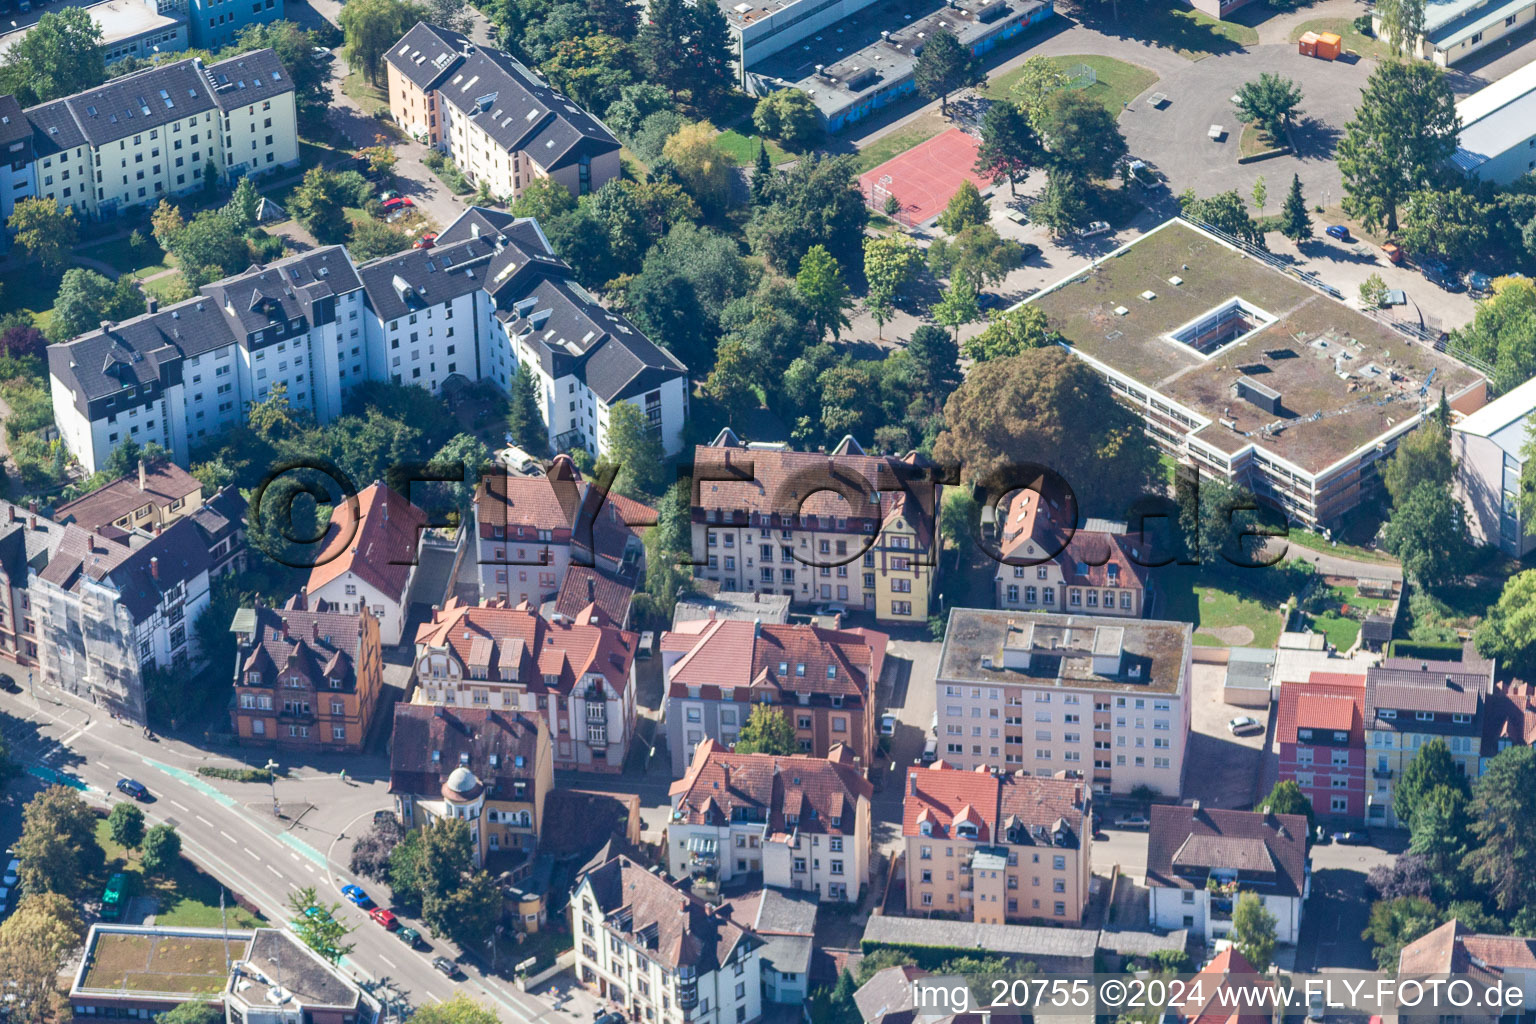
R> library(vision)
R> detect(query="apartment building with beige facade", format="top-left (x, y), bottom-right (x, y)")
top-left (689, 430), bottom-right (940, 625)
top-left (384, 23), bottom-right (619, 201)
top-left (902, 761), bottom-right (1092, 925)
top-left (993, 489), bottom-right (1150, 618)
top-left (934, 609), bottom-right (1193, 798)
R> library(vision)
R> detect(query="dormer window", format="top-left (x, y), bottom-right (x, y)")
top-left (1298, 729), bottom-right (1312, 741)
top-left (1379, 709), bottom-right (1397, 719)
top-left (1415, 711), bottom-right (1433, 722)
top-left (919, 821), bottom-right (933, 836)
top-left (490, 753), bottom-right (500, 768)
top-left (785, 814), bottom-right (798, 827)
top-left (1452, 713), bottom-right (1471, 724)
top-left (826, 666), bottom-right (836, 680)
top-left (832, 695), bottom-right (843, 708)
top-left (249, 671), bottom-right (262, 685)
top-left (1332, 731), bottom-right (1347, 741)
top-left (956, 822), bottom-right (978, 839)
top-left (795, 663), bottom-right (805, 676)
top-left (778, 662), bottom-right (788, 675)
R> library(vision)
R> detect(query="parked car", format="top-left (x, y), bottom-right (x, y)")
top-left (1332, 830), bottom-right (1371, 845)
top-left (304, 905), bottom-right (332, 924)
top-left (1325, 224), bottom-right (1351, 241)
top-left (378, 190), bottom-right (400, 203)
top-left (595, 1014), bottom-right (625, 1024)
top-left (1018, 242), bottom-right (1041, 262)
top-left (880, 714), bottom-right (897, 736)
top-left (1113, 814), bottom-right (1151, 829)
top-left (341, 884), bottom-right (371, 908)
top-left (432, 956), bottom-right (461, 978)
top-left (101, 873), bottom-right (128, 921)
top-left (414, 231), bottom-right (438, 250)
top-left (397, 926), bottom-right (421, 947)
top-left (0, 675), bottom-right (18, 694)
top-left (116, 778), bottom-right (148, 800)
top-left (1308, 991), bottom-right (1326, 1021)
top-left (381, 196), bottom-right (413, 211)
top-left (920, 738), bottom-right (938, 763)
top-left (1228, 715), bottom-right (1263, 735)
top-left (369, 907), bottom-right (399, 929)
top-left (1075, 220), bottom-right (1111, 238)
top-left (977, 292), bottom-right (1004, 310)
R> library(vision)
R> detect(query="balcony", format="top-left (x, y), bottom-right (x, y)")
top-left (1372, 767), bottom-right (1394, 779)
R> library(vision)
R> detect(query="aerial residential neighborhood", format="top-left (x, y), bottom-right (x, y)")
top-left (5, 0), bottom-right (1536, 1018)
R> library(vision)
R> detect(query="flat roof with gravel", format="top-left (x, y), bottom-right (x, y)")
top-left (78, 929), bottom-right (249, 998)
top-left (1028, 220), bottom-right (1484, 475)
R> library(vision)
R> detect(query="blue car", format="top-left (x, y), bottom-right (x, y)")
top-left (341, 884), bottom-right (371, 908)
top-left (1325, 224), bottom-right (1351, 241)
top-left (303, 905), bottom-right (332, 924)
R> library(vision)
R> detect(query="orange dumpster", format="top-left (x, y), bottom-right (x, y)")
top-left (1382, 242), bottom-right (1403, 265)
top-left (1298, 31), bottom-right (1318, 56)
top-left (1316, 32), bottom-right (1342, 59)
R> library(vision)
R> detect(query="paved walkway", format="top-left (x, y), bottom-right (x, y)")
top-left (1261, 537), bottom-right (1402, 581)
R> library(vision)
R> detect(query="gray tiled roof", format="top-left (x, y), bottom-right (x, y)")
top-left (355, 235), bottom-right (499, 322)
top-left (204, 50), bottom-right (290, 113)
top-left (861, 914), bottom-right (1099, 960)
top-left (1364, 656), bottom-right (1494, 733)
top-left (201, 246), bottom-right (362, 338)
top-left (385, 21), bottom-right (471, 92)
top-left (0, 95), bottom-right (32, 151)
top-left (47, 296), bottom-right (228, 413)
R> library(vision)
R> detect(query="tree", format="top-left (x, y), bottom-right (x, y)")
top-left (7, 199), bottom-right (77, 274)
top-left (1008, 56), bottom-right (1069, 130)
top-left (290, 167), bottom-right (351, 245)
top-left (1181, 190), bottom-right (1266, 247)
top-left (702, 339), bottom-right (763, 421)
top-left (431, 433), bottom-right (491, 516)
top-left (600, 401), bottom-right (666, 498)
top-left (51, 269), bottom-right (121, 342)
top-left (426, 0), bottom-right (472, 32)
top-left (934, 348), bottom-right (1159, 517)
top-left (157, 1004), bottom-right (224, 1024)
top-left (1465, 746), bottom-right (1536, 912)
top-left (1453, 278), bottom-right (1536, 396)
top-left (229, 21), bottom-right (333, 116)
top-left (1363, 896), bottom-right (1440, 969)
top-left (795, 245), bottom-right (852, 342)
top-left (1040, 90), bottom-right (1127, 180)
top-left (1367, 853), bottom-right (1435, 901)
top-left (1338, 61), bottom-right (1459, 233)
top-left (348, 218), bottom-right (412, 260)
top-left (662, 121), bottom-right (737, 217)
top-left (0, 6), bottom-right (105, 106)
top-left (349, 815), bottom-right (405, 881)
top-left (1231, 892), bottom-right (1278, 971)
top-left (913, 28), bottom-right (981, 116)
top-left (1408, 785), bottom-right (1471, 899)
top-left (1376, 0), bottom-right (1427, 56)
top-left (975, 101), bottom-right (1040, 197)
top-left (748, 154), bottom-right (867, 273)
top-left (908, 325), bottom-right (962, 414)
top-left (1382, 419), bottom-right (1452, 507)
top-left (1476, 571), bottom-right (1536, 680)
top-left (1251, 175), bottom-right (1267, 219)
top-left (16, 786), bottom-right (102, 896)
top-left (544, 34), bottom-right (637, 113)
top-left (288, 886), bottom-right (355, 964)
top-left (1032, 169), bottom-right (1090, 236)
top-left (962, 305), bottom-right (1054, 362)
top-left (0, 893), bottom-right (85, 1024)
top-left (339, 0), bottom-right (425, 85)
top-left (427, 868), bottom-right (501, 950)
top-left (409, 996), bottom-right (500, 1024)
top-left (929, 224), bottom-right (1022, 292)
top-left (753, 90), bottom-right (822, 151)
top-left (225, 175), bottom-right (262, 229)
top-left (932, 280), bottom-right (979, 340)
top-left (1380, 481), bottom-right (1469, 588)
top-left (736, 705), bottom-right (797, 755)
top-left (141, 824), bottom-right (182, 876)
top-left (1, 325), bottom-right (47, 361)
top-left (108, 803), bottom-right (147, 849)
top-left (636, 0), bottom-right (733, 102)
top-left (937, 180), bottom-right (988, 235)
top-left (1399, 189), bottom-right (1488, 265)
top-left (864, 235), bottom-right (923, 339)
top-left (1262, 780), bottom-right (1314, 835)
top-left (507, 363), bottom-right (550, 456)
top-left (1234, 73), bottom-right (1303, 138)
top-left (1277, 174), bottom-right (1312, 242)
top-left (626, 223), bottom-right (749, 373)
top-left (169, 210), bottom-right (253, 287)
top-left (1359, 272), bottom-right (1389, 310)
top-left (1395, 738), bottom-right (1471, 829)
top-left (1179, 475), bottom-right (1262, 566)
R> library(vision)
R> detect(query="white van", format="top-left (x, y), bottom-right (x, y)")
top-left (921, 739), bottom-right (938, 763)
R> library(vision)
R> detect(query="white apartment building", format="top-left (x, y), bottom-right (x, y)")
top-left (22, 49), bottom-right (298, 222)
top-left (49, 207), bottom-right (690, 477)
top-left (934, 609), bottom-right (1194, 798)
top-left (572, 855), bottom-right (764, 1024)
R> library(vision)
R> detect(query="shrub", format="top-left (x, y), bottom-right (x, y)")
top-left (197, 766), bottom-right (277, 783)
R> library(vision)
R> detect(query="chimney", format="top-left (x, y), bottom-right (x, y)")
top-left (1191, 799), bottom-right (1201, 815)
top-left (909, 772), bottom-right (917, 796)
top-left (153, 523), bottom-right (163, 538)
top-left (29, 515), bottom-right (37, 531)
top-left (6, 507), bottom-right (13, 524)
top-left (28, 501), bottom-right (36, 514)
top-left (721, 764), bottom-right (730, 792)
top-left (150, 556), bottom-right (159, 581)
top-left (587, 576), bottom-right (595, 602)
top-left (139, 459), bottom-right (147, 492)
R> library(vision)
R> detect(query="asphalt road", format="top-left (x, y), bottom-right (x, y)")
top-left (0, 679), bottom-right (579, 1024)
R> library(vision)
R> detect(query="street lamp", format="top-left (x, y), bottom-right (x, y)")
top-left (265, 759), bottom-right (280, 816)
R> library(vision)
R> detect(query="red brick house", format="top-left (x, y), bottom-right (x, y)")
top-left (1276, 671), bottom-right (1367, 823)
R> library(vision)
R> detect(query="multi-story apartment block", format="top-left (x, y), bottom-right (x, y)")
top-left (666, 739), bottom-right (872, 902)
top-left (1276, 672), bottom-right (1366, 824)
top-left (1483, 678), bottom-right (1536, 768)
top-left (659, 617), bottom-right (887, 774)
top-left (572, 854), bottom-right (764, 1024)
top-left (1147, 803), bottom-right (1309, 944)
top-left (54, 457), bottom-right (201, 534)
top-left (935, 608), bottom-right (1193, 797)
top-left (0, 502), bottom-right (66, 666)
top-left (993, 489), bottom-right (1150, 617)
top-left (50, 209), bottom-right (689, 475)
top-left (304, 482), bottom-right (425, 647)
top-left (181, 0), bottom-right (284, 49)
top-left (34, 517), bottom-right (212, 722)
top-left (384, 24), bottom-right (620, 200)
top-left (1365, 656), bottom-right (1495, 826)
top-left (389, 703), bottom-right (554, 868)
top-left (688, 430), bottom-right (940, 625)
top-left (16, 49), bottom-right (297, 223)
top-left (902, 761), bottom-right (1092, 925)
top-left (470, 453), bottom-right (650, 608)
top-left (228, 593), bottom-right (384, 750)
top-left (1452, 375), bottom-right (1536, 557)
top-left (0, 96), bottom-right (38, 250)
top-left (412, 597), bottom-right (639, 772)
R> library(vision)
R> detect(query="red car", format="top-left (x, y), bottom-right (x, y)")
top-left (369, 907), bottom-right (398, 930)
top-left (413, 232), bottom-right (438, 250)
top-left (381, 197), bottom-right (414, 211)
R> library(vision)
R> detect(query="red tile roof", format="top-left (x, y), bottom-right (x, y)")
top-left (473, 455), bottom-right (652, 562)
top-left (1275, 674), bottom-right (1365, 745)
top-left (307, 483), bottom-right (426, 602)
top-left (903, 762), bottom-right (1000, 841)
top-left (1179, 947), bottom-right (1275, 1024)
top-left (414, 597), bottom-right (637, 695)
top-left (1482, 681), bottom-right (1536, 757)
top-left (1461, 934), bottom-right (1536, 970)
top-left (660, 619), bottom-right (887, 704)
top-left (53, 458), bottom-right (201, 533)
top-left (668, 739), bottom-right (871, 836)
top-left (996, 489), bottom-right (1151, 590)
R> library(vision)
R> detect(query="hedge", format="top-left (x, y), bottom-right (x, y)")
top-left (1387, 640), bottom-right (1464, 660)
top-left (197, 766), bottom-right (276, 783)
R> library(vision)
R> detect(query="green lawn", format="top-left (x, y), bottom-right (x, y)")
top-left (1159, 567), bottom-right (1288, 648)
top-left (141, 273), bottom-right (192, 304)
top-left (987, 54), bottom-right (1160, 114)
top-left (1306, 610), bottom-right (1360, 651)
top-left (851, 109), bottom-right (950, 174)
top-left (1330, 584), bottom-right (1393, 614)
top-left (341, 71), bottom-right (390, 118)
top-left (1238, 124), bottom-right (1286, 160)
top-left (95, 820), bottom-right (264, 929)
top-left (1278, 528), bottom-right (1398, 565)
top-left (80, 236), bottom-right (172, 279)
top-left (1289, 18), bottom-right (1395, 60)
top-left (713, 129), bottom-right (793, 167)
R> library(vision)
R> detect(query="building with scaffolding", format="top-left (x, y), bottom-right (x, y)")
top-left (1025, 218), bottom-right (1489, 529)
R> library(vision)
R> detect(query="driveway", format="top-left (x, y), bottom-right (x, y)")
top-left (1296, 837), bottom-right (1401, 972)
top-left (1184, 661), bottom-right (1271, 811)
top-left (872, 638), bottom-right (942, 856)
